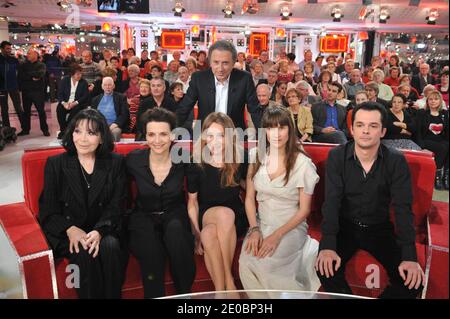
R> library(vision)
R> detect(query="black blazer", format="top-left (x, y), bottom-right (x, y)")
top-left (38, 152), bottom-right (126, 250)
top-left (411, 74), bottom-right (435, 95)
top-left (91, 92), bottom-right (130, 130)
top-left (57, 75), bottom-right (89, 108)
top-left (176, 68), bottom-right (260, 130)
top-left (311, 101), bottom-right (348, 135)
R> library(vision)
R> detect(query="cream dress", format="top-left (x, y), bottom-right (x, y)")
top-left (239, 149), bottom-right (321, 294)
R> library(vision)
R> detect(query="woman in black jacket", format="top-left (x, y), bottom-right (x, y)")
top-left (126, 108), bottom-right (195, 298)
top-left (382, 93), bottom-right (421, 151)
top-left (415, 91), bottom-right (449, 190)
top-left (39, 108), bottom-right (126, 298)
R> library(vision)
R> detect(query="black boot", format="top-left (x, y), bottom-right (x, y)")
top-left (435, 168), bottom-right (444, 190)
top-left (444, 169), bottom-right (449, 191)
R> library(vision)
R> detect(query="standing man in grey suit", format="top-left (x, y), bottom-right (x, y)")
top-left (176, 40), bottom-right (260, 132)
top-left (311, 81), bottom-right (348, 144)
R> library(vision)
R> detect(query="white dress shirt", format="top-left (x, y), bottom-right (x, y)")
top-left (215, 75), bottom-right (230, 115)
top-left (68, 78), bottom-right (79, 103)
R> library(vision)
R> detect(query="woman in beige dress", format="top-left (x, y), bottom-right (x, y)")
top-left (239, 106), bottom-right (321, 293)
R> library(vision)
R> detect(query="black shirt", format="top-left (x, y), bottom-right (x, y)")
top-left (187, 163), bottom-right (247, 214)
top-left (126, 148), bottom-right (192, 215)
top-left (384, 109), bottom-right (417, 140)
top-left (320, 142), bottom-right (417, 261)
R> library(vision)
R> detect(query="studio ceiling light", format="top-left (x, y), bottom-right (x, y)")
top-left (426, 8), bottom-right (439, 25)
top-left (379, 7), bottom-right (390, 24)
top-left (331, 7), bottom-right (343, 22)
top-left (222, 2), bottom-right (235, 18)
top-left (280, 5), bottom-right (292, 21)
top-left (173, 2), bottom-right (185, 17)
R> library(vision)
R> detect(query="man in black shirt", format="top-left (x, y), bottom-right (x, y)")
top-left (315, 102), bottom-right (424, 299)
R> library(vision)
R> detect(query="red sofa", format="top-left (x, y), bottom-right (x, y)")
top-left (0, 142), bottom-right (447, 298)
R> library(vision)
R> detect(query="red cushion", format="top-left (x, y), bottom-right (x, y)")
top-left (428, 201), bottom-right (449, 249)
top-left (0, 203), bottom-right (48, 256)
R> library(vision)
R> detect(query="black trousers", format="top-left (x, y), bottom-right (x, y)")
top-left (317, 220), bottom-right (422, 299)
top-left (22, 90), bottom-right (48, 133)
top-left (56, 103), bottom-right (83, 133)
top-left (128, 211), bottom-right (196, 298)
top-left (0, 89), bottom-right (24, 129)
top-left (56, 235), bottom-right (124, 299)
top-left (422, 139), bottom-right (449, 169)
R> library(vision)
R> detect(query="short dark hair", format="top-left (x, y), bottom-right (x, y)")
top-left (110, 56), bottom-right (120, 63)
top-left (441, 70), bottom-right (449, 78)
top-left (392, 93), bottom-right (407, 104)
top-left (287, 53), bottom-right (296, 61)
top-left (208, 40), bottom-right (237, 62)
top-left (1, 41), bottom-right (12, 49)
top-left (127, 48), bottom-right (136, 55)
top-left (69, 63), bottom-right (82, 75)
top-left (352, 101), bottom-right (387, 128)
top-left (62, 108), bottom-right (114, 157)
top-left (151, 65), bottom-right (163, 73)
top-left (141, 107), bottom-right (177, 135)
top-left (329, 81), bottom-right (343, 93)
top-left (198, 50), bottom-right (207, 57)
top-left (170, 82), bottom-right (183, 93)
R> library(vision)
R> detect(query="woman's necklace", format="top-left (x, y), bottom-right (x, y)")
top-left (80, 164), bottom-right (91, 189)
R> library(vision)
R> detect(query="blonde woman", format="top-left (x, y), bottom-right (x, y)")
top-left (187, 113), bottom-right (248, 291)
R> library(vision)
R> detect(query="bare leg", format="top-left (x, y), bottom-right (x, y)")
top-left (203, 207), bottom-right (237, 290)
top-left (201, 222), bottom-right (225, 291)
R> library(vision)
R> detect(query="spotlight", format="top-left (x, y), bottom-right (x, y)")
top-left (331, 7), bottom-right (343, 22)
top-left (102, 38), bottom-right (107, 44)
top-left (280, 6), bottom-right (292, 21)
top-left (39, 34), bottom-right (45, 41)
top-left (56, 1), bottom-right (72, 12)
top-left (172, 2), bottom-right (185, 17)
top-left (426, 9), bottom-right (439, 25)
top-left (222, 2), bottom-right (235, 18)
top-left (379, 8), bottom-right (390, 24)
top-left (13, 34), bottom-right (17, 40)
top-left (25, 35), bottom-right (30, 42)
top-left (80, 36), bottom-right (85, 42)
top-left (244, 26), bottom-right (251, 36)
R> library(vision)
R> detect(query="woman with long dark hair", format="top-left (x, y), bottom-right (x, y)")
top-left (239, 106), bottom-right (320, 293)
